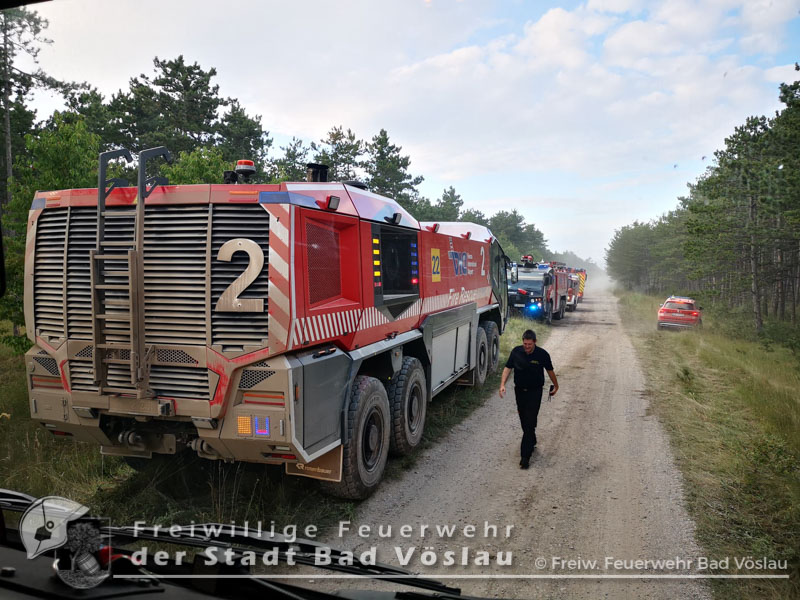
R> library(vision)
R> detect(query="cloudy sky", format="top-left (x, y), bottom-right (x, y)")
top-left (20, 0), bottom-right (800, 265)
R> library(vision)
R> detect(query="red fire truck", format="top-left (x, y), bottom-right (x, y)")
top-left (511, 256), bottom-right (568, 323)
top-left (23, 151), bottom-right (509, 498)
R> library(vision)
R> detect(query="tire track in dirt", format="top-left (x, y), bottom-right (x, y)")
top-left (314, 293), bottom-right (709, 600)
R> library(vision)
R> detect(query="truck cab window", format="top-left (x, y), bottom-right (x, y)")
top-left (373, 224), bottom-right (419, 315)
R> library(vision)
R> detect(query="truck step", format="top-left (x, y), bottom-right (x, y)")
top-left (93, 254), bottom-right (132, 261)
top-left (96, 343), bottom-right (133, 350)
top-left (103, 299), bottom-right (130, 307)
top-left (102, 358), bottom-right (132, 365)
top-left (95, 284), bottom-right (130, 290)
top-left (100, 241), bottom-right (135, 247)
top-left (96, 313), bottom-right (132, 321)
top-left (102, 210), bottom-right (137, 217)
top-left (101, 386), bottom-right (137, 395)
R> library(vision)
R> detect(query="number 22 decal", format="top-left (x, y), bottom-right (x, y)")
top-left (214, 238), bottom-right (265, 312)
top-left (431, 248), bottom-right (441, 283)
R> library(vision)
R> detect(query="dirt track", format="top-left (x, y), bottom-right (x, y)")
top-left (316, 291), bottom-right (710, 599)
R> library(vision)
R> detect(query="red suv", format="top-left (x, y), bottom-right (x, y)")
top-left (657, 296), bottom-right (702, 330)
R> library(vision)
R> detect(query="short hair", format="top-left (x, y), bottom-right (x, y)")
top-left (522, 329), bottom-right (536, 341)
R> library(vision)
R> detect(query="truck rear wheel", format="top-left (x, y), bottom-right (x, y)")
top-left (387, 357), bottom-right (427, 457)
top-left (474, 326), bottom-right (489, 386)
top-left (481, 321), bottom-right (500, 374)
top-left (321, 376), bottom-right (390, 499)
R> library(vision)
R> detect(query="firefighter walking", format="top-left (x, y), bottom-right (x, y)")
top-left (499, 329), bottom-right (558, 469)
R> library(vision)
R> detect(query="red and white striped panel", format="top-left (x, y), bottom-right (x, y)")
top-left (355, 299), bottom-right (423, 332)
top-left (357, 306), bottom-right (391, 331)
top-left (265, 204), bottom-right (293, 355)
top-left (289, 308), bottom-right (361, 346)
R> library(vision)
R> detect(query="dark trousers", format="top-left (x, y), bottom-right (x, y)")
top-left (515, 386), bottom-right (543, 459)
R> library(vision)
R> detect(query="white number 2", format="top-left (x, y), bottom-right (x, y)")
top-left (214, 238), bottom-right (265, 312)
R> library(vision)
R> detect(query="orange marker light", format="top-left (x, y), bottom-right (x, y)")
top-left (237, 415), bottom-right (252, 436)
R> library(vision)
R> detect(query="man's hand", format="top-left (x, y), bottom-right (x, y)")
top-left (499, 367), bottom-right (512, 399)
top-left (546, 369), bottom-right (559, 398)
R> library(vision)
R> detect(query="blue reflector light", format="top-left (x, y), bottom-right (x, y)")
top-left (254, 416), bottom-right (270, 436)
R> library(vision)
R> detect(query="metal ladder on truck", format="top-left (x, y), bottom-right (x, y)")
top-left (89, 148), bottom-right (172, 401)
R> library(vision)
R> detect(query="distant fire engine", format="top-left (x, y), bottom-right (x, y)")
top-left (509, 256), bottom-right (568, 323)
top-left (23, 150), bottom-right (509, 498)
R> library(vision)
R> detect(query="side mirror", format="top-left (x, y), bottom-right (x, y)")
top-left (698, 306), bottom-right (704, 311)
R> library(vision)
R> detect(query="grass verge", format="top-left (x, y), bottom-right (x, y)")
top-left (616, 291), bottom-right (799, 599)
top-left (0, 316), bottom-right (546, 536)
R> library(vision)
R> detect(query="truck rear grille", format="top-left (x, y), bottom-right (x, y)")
top-left (143, 205), bottom-right (208, 344)
top-left (33, 208), bottom-right (68, 340)
top-left (149, 365), bottom-right (210, 400)
top-left (35, 201), bottom-right (272, 401)
top-left (69, 359), bottom-right (98, 392)
top-left (66, 207), bottom-right (97, 339)
top-left (69, 360), bottom-right (210, 400)
top-left (210, 204), bottom-right (269, 350)
top-left (104, 364), bottom-right (210, 400)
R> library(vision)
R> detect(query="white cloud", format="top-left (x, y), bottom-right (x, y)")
top-left (764, 63), bottom-right (800, 83)
top-left (21, 0), bottom-right (800, 262)
top-left (587, 0), bottom-right (645, 13)
top-left (738, 0), bottom-right (800, 53)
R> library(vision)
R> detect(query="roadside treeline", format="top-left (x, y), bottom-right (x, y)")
top-left (606, 66), bottom-right (800, 337)
top-left (0, 7), bottom-right (600, 342)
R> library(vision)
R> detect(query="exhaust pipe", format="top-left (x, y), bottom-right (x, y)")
top-left (306, 163), bottom-right (329, 182)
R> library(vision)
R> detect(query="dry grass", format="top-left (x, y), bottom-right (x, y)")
top-left (617, 291), bottom-right (799, 599)
top-left (0, 316), bottom-right (544, 534)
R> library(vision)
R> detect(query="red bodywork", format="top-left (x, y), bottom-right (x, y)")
top-left (543, 265), bottom-right (568, 314)
top-left (657, 297), bottom-right (702, 329)
top-left (27, 182), bottom-right (500, 418)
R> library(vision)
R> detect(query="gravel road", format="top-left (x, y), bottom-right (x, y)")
top-left (315, 291), bottom-right (710, 599)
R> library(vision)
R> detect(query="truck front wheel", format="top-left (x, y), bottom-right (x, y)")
top-left (321, 376), bottom-right (390, 499)
top-left (387, 357), bottom-right (427, 456)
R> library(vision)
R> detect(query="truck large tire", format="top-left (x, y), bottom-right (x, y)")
top-left (474, 326), bottom-right (489, 387)
top-left (321, 376), bottom-right (390, 499)
top-left (480, 320), bottom-right (500, 374)
top-left (545, 302), bottom-right (553, 325)
top-left (387, 357), bottom-right (427, 457)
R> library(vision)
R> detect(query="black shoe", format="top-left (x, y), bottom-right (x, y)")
top-left (520, 458), bottom-right (530, 470)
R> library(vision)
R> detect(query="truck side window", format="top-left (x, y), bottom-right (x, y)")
top-left (373, 224), bottom-right (419, 314)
